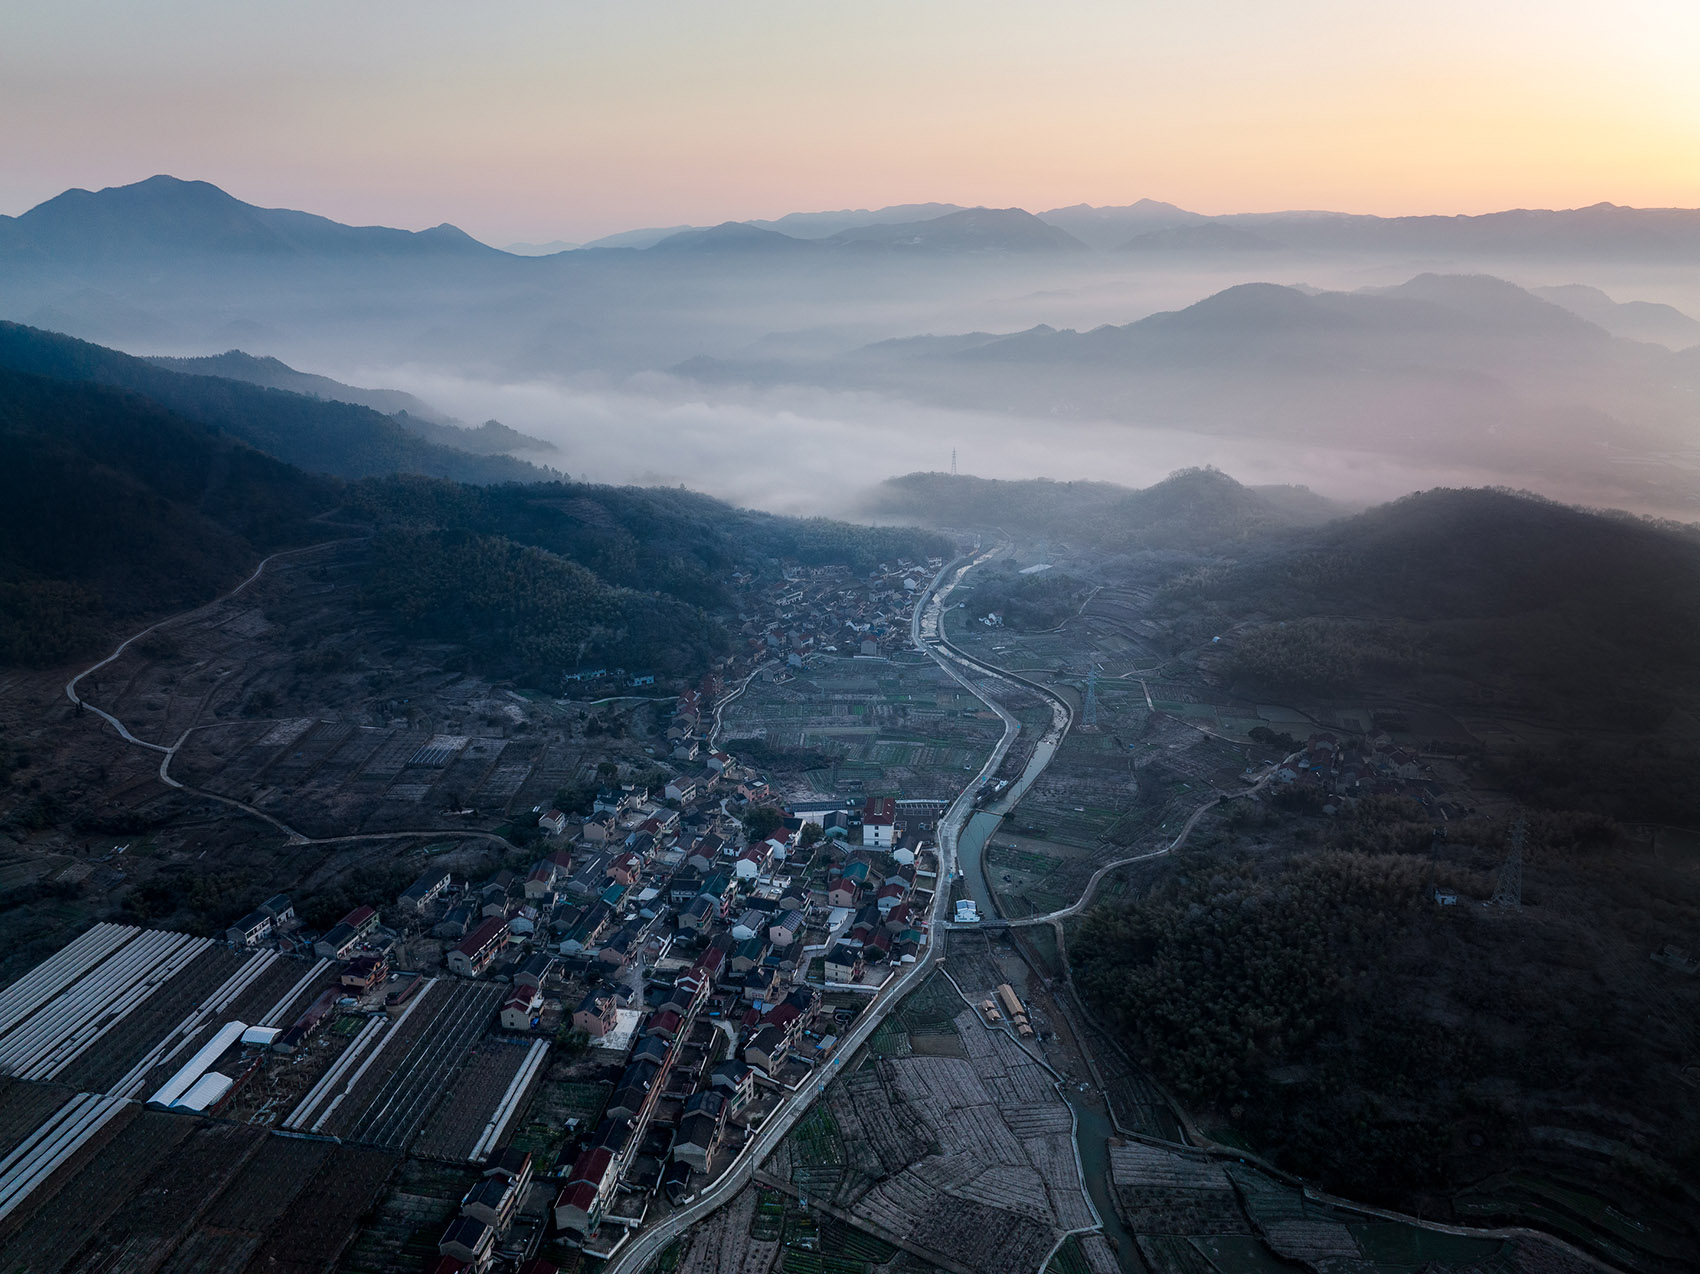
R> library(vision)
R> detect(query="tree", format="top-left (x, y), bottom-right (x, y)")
top-left (554, 1025), bottom-right (591, 1058)
top-left (743, 806), bottom-right (785, 841)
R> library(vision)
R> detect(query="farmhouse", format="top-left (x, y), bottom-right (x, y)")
top-left (439, 1217), bottom-right (495, 1268)
top-left (744, 1024), bottom-right (789, 1075)
top-left (572, 988), bottom-right (619, 1037)
top-left (226, 910), bottom-right (272, 948)
top-left (861, 795), bottom-right (896, 847)
top-left (501, 986), bottom-right (543, 1031)
top-left (824, 943), bottom-right (865, 984)
top-left (400, 868), bottom-right (453, 912)
top-left (461, 1173), bottom-right (523, 1233)
top-left (449, 916), bottom-right (508, 977)
top-left (313, 922), bottom-right (362, 961)
top-left (259, 894), bottom-right (297, 927)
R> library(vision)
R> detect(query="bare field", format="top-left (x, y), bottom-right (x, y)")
top-left (721, 659), bottom-right (1004, 802)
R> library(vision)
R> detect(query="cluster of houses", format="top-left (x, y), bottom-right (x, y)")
top-left (225, 890), bottom-right (400, 977)
top-left (513, 792), bottom-right (932, 1252)
top-left (1272, 732), bottom-right (1469, 818)
top-left (738, 556), bottom-right (942, 670)
top-left (434, 1149), bottom-right (553, 1273)
top-left (223, 738), bottom-right (938, 1264)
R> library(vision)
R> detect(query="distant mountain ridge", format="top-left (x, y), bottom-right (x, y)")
top-left (0, 324), bottom-right (551, 484)
top-left (1529, 283), bottom-right (1700, 347)
top-left (147, 349), bottom-right (446, 419)
top-left (144, 349), bottom-right (555, 455)
top-left (0, 175), bottom-right (501, 264)
top-left (867, 467), bottom-right (1345, 549)
top-left (677, 273), bottom-right (1700, 513)
top-left (13, 178), bottom-right (1700, 269)
top-left (824, 207), bottom-right (1087, 253)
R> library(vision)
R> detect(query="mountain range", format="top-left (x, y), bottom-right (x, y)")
top-left (0, 175), bottom-right (500, 264)
top-left (678, 272), bottom-right (1700, 512)
top-left (0, 324), bottom-right (550, 484)
top-left (144, 350), bottom-right (554, 455)
top-left (15, 178), bottom-right (1700, 269)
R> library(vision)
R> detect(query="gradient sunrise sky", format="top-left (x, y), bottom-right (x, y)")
top-left (4, 0), bottom-right (1698, 243)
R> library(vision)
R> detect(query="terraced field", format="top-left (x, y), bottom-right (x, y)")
top-left (768, 1000), bottom-right (1091, 1274)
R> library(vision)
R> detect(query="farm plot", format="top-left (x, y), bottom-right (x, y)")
top-left (1107, 1141), bottom-right (1251, 1244)
top-left (0, 1103), bottom-right (181, 1274)
top-left (411, 1037), bottom-right (540, 1162)
top-left (57, 1117), bottom-right (268, 1273)
top-left (768, 991), bottom-right (1093, 1274)
top-left (504, 1077), bottom-right (609, 1170)
top-left (723, 663), bottom-right (1004, 803)
top-left (0, 1076), bottom-right (76, 1161)
top-left (157, 1134), bottom-right (333, 1274)
top-left (673, 1185), bottom-right (779, 1274)
top-left (238, 1143), bottom-right (398, 1274)
top-left (331, 981), bottom-right (502, 1150)
top-left (114, 951), bottom-right (310, 1102)
top-left (338, 1158), bottom-right (473, 1274)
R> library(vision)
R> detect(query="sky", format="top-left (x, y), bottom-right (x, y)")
top-left (3, 0), bottom-right (1699, 243)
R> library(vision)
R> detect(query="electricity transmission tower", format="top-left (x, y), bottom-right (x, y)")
top-left (1082, 664), bottom-right (1099, 728)
top-left (1491, 815), bottom-right (1525, 907)
top-left (951, 448), bottom-right (958, 476)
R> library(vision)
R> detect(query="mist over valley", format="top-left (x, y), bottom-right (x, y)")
top-left (5, 26), bottom-right (1700, 1268)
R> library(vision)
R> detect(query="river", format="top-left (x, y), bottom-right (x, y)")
top-left (1065, 1087), bottom-right (1144, 1272)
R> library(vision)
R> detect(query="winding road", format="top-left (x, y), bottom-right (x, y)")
top-left (603, 555), bottom-right (1027, 1272)
top-left (61, 537), bottom-right (521, 856)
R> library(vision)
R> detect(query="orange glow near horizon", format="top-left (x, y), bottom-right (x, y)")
top-left (3, 0), bottom-right (1699, 241)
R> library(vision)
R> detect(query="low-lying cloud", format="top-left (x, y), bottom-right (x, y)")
top-left (359, 367), bottom-right (1592, 517)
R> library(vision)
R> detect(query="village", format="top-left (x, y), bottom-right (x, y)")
top-left (0, 553), bottom-right (960, 1274)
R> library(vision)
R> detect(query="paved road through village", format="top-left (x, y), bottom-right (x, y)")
top-left (604, 552), bottom-right (1038, 1272)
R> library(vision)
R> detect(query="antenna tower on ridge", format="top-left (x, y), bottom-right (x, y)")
top-left (951, 448), bottom-right (958, 476)
top-left (1491, 815), bottom-right (1526, 907)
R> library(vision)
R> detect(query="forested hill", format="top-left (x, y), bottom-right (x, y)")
top-left (1154, 487), bottom-right (1700, 820)
top-left (346, 477), bottom-right (953, 684)
top-left (0, 361), bottom-right (952, 683)
top-left (352, 476), bottom-right (953, 611)
top-left (145, 350), bottom-right (556, 457)
top-left (0, 323), bottom-right (548, 484)
top-left (869, 467), bottom-right (1343, 549)
top-left (0, 366), bottom-right (338, 663)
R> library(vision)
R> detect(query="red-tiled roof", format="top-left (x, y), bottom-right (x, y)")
top-left (456, 916), bottom-right (507, 957)
top-left (566, 1146), bottom-right (613, 1187)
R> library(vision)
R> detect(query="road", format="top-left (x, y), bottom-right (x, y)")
top-left (605, 555), bottom-right (1035, 1273)
top-left (60, 537), bottom-right (524, 856)
top-left (615, 551), bottom-right (1617, 1274)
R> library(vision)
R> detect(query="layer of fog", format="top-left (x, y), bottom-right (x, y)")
top-left (359, 366), bottom-right (1666, 519)
top-left (14, 234), bottom-right (1699, 520)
